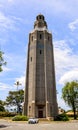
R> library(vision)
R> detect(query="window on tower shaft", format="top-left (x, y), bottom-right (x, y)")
top-left (40, 34), bottom-right (42, 39)
top-left (48, 36), bottom-right (49, 41)
top-left (40, 50), bottom-right (42, 54)
top-left (31, 57), bottom-right (32, 62)
top-left (32, 36), bottom-right (33, 41)
top-left (40, 16), bottom-right (41, 19)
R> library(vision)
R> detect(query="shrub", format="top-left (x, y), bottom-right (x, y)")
top-left (54, 113), bottom-right (69, 121)
top-left (12, 115), bottom-right (28, 121)
top-left (0, 112), bottom-right (17, 117)
top-left (67, 114), bottom-right (74, 117)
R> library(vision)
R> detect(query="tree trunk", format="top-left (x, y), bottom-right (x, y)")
top-left (73, 109), bottom-right (76, 119)
top-left (73, 103), bottom-right (77, 119)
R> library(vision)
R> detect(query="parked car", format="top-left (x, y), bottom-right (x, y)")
top-left (28, 118), bottom-right (39, 124)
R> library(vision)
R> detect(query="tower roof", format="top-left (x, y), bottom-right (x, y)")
top-left (34, 14), bottom-right (47, 29)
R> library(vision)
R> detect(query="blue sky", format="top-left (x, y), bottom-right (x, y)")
top-left (0, 0), bottom-right (78, 110)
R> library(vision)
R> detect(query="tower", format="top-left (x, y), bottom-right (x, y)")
top-left (23, 14), bottom-right (58, 119)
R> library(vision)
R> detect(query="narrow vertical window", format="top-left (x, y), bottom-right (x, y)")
top-left (40, 16), bottom-right (41, 19)
top-left (40, 50), bottom-right (42, 54)
top-left (48, 36), bottom-right (49, 41)
top-left (32, 36), bottom-right (33, 41)
top-left (40, 34), bottom-right (42, 39)
top-left (31, 57), bottom-right (32, 62)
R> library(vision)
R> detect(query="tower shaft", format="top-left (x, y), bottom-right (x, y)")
top-left (23, 14), bottom-right (58, 119)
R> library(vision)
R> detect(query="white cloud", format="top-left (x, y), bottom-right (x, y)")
top-left (0, 11), bottom-right (28, 32)
top-left (4, 53), bottom-right (26, 73)
top-left (0, 0), bottom-right (77, 19)
top-left (68, 19), bottom-right (78, 31)
top-left (54, 40), bottom-right (78, 81)
top-left (0, 12), bottom-right (16, 31)
top-left (59, 70), bottom-right (78, 85)
top-left (54, 40), bottom-right (78, 109)
top-left (0, 82), bottom-right (10, 90)
top-left (8, 0), bottom-right (13, 2)
top-left (57, 94), bottom-right (70, 110)
top-left (3, 0), bottom-right (78, 18)
top-left (2, 66), bottom-right (11, 72)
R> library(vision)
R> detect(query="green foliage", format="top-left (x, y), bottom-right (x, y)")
top-left (0, 51), bottom-right (7, 72)
top-left (0, 106), bottom-right (5, 112)
top-left (0, 112), bottom-right (17, 117)
top-left (12, 115), bottom-right (28, 121)
top-left (0, 100), bottom-right (5, 112)
top-left (6, 89), bottom-right (24, 113)
top-left (67, 114), bottom-right (74, 117)
top-left (62, 81), bottom-right (78, 119)
top-left (54, 113), bottom-right (69, 121)
top-left (66, 110), bottom-right (73, 112)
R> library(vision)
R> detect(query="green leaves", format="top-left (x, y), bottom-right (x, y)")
top-left (0, 51), bottom-right (7, 72)
top-left (0, 100), bottom-right (5, 112)
top-left (62, 81), bottom-right (78, 119)
top-left (12, 115), bottom-right (28, 121)
top-left (6, 89), bottom-right (24, 113)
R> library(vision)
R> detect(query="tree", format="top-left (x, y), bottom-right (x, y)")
top-left (62, 81), bottom-right (78, 119)
top-left (6, 89), bottom-right (24, 113)
top-left (0, 100), bottom-right (5, 112)
top-left (0, 51), bottom-right (7, 72)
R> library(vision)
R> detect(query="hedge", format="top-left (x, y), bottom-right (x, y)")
top-left (0, 112), bottom-right (17, 117)
top-left (12, 115), bottom-right (28, 121)
top-left (54, 113), bottom-right (69, 121)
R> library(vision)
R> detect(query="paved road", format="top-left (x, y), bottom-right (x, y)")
top-left (0, 119), bottom-right (78, 130)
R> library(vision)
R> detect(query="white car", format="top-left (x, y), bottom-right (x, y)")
top-left (28, 118), bottom-right (39, 124)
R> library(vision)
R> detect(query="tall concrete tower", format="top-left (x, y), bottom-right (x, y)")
top-left (23, 14), bottom-right (58, 119)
